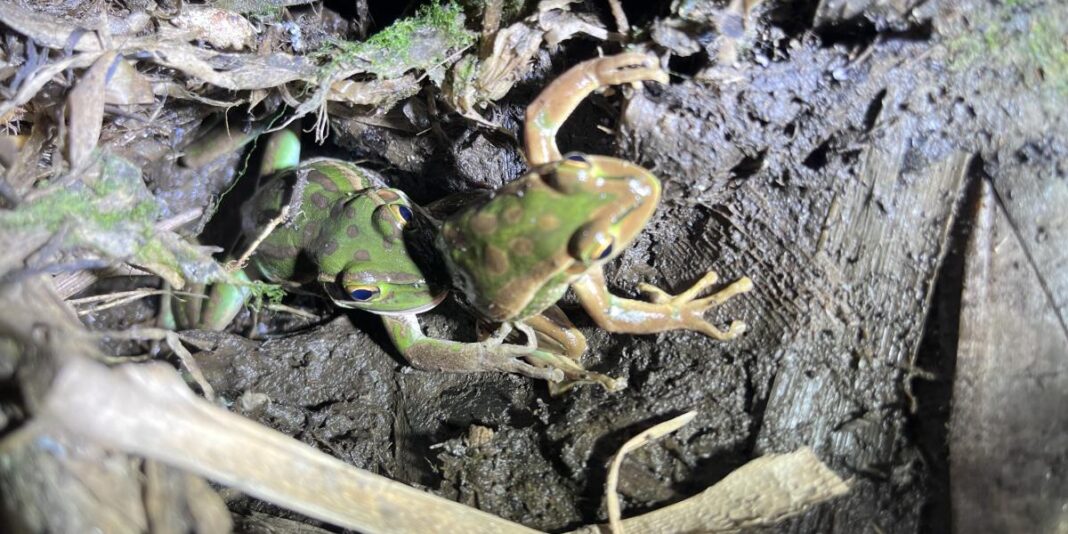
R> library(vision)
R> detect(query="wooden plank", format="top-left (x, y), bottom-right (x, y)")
top-left (751, 101), bottom-right (972, 531)
top-left (950, 178), bottom-right (1068, 532)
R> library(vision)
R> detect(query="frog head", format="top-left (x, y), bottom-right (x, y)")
top-left (439, 152), bottom-right (662, 322)
top-left (317, 187), bottom-right (446, 315)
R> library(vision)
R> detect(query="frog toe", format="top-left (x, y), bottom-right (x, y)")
top-left (691, 275), bottom-right (753, 310)
top-left (500, 358), bottom-right (564, 382)
top-left (692, 318), bottom-right (748, 341)
top-left (637, 282), bottom-right (672, 304)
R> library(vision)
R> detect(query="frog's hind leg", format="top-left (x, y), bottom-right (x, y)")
top-left (524, 52), bottom-right (669, 165)
top-left (525, 306), bottom-right (587, 360)
top-left (258, 129), bottom-right (302, 176)
top-left (525, 308), bottom-right (625, 393)
top-left (474, 310), bottom-right (583, 357)
top-left (160, 271), bottom-right (254, 332)
top-left (474, 310), bottom-right (623, 392)
top-left (382, 314), bottom-right (565, 382)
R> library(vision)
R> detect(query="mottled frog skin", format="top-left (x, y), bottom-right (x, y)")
top-left (172, 136), bottom-right (570, 383)
top-left (172, 53), bottom-right (753, 391)
top-left (240, 158), bottom-right (442, 316)
top-left (386, 53), bottom-right (753, 390)
top-left (438, 155), bottom-right (660, 323)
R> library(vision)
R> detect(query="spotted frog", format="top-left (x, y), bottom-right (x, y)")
top-left (172, 53), bottom-right (751, 390)
top-left (167, 130), bottom-right (577, 382)
top-left (384, 53), bottom-right (753, 389)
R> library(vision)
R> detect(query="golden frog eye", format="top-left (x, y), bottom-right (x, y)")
top-left (390, 203), bottom-right (413, 223)
top-left (345, 285), bottom-right (381, 302)
top-left (569, 223), bottom-right (615, 263)
top-left (544, 153), bottom-right (592, 194)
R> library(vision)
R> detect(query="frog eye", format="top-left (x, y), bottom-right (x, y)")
top-left (390, 204), bottom-right (413, 223)
top-left (569, 225), bottom-right (615, 263)
top-left (346, 285), bottom-right (380, 301)
top-left (595, 242), bottom-right (614, 260)
top-left (544, 155), bottom-right (591, 194)
top-left (563, 153), bottom-right (592, 168)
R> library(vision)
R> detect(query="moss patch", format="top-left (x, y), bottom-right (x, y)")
top-left (948, 3), bottom-right (1068, 95)
top-left (321, 2), bottom-right (475, 79)
top-left (0, 154), bottom-right (227, 288)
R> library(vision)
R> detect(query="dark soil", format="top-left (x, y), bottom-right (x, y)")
top-left (53, 0), bottom-right (1067, 532)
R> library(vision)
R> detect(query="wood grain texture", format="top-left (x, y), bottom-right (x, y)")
top-left (752, 123), bottom-right (971, 531)
top-left (950, 179), bottom-right (1068, 533)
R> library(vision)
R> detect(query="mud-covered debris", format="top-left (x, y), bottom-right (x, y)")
top-left (0, 155), bottom-right (226, 288)
top-left (103, 59), bottom-right (155, 106)
top-left (66, 52), bottom-right (115, 170)
top-left (442, 2), bottom-right (609, 124)
top-left (167, 6), bottom-right (258, 50)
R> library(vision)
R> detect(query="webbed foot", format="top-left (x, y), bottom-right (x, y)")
top-left (638, 271), bottom-right (753, 340)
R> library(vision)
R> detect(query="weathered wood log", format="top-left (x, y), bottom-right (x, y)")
top-left (950, 179), bottom-right (1068, 532)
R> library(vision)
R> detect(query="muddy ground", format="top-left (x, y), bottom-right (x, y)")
top-left (2, 0), bottom-right (1066, 532)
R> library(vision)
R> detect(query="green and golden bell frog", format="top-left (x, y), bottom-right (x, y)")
top-left (387, 53), bottom-right (753, 390)
top-left (172, 53), bottom-right (752, 390)
top-left (170, 130), bottom-right (575, 383)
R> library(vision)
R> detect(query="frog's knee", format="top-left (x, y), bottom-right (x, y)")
top-left (562, 331), bottom-right (587, 359)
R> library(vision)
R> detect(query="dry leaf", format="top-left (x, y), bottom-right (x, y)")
top-left (105, 59), bottom-right (155, 106)
top-left (169, 7), bottom-right (257, 51)
top-left (67, 51), bottom-right (117, 169)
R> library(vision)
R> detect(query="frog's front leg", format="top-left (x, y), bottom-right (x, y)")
top-left (524, 52), bottom-right (669, 165)
top-left (523, 306), bottom-right (587, 359)
top-left (161, 271), bottom-right (253, 332)
top-left (572, 265), bottom-right (753, 340)
top-left (381, 314), bottom-right (566, 382)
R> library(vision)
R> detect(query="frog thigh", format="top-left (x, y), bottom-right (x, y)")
top-left (381, 314), bottom-right (563, 382)
top-left (524, 306), bottom-right (587, 360)
top-left (198, 271), bottom-right (254, 331)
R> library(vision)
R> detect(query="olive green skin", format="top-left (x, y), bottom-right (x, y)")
top-left (243, 158), bottom-right (442, 315)
top-left (438, 155), bottom-right (662, 323)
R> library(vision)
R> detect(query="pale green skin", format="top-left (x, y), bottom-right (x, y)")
top-left (239, 157), bottom-right (441, 316)
top-left (165, 131), bottom-right (443, 330)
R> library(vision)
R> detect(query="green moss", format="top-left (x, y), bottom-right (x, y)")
top-left (947, 5), bottom-right (1068, 95)
top-left (247, 280), bottom-right (286, 307)
top-left (320, 2), bottom-right (475, 78)
top-left (454, 54), bottom-right (478, 83)
top-left (1, 181), bottom-right (156, 232)
top-left (1026, 16), bottom-right (1068, 94)
top-left (0, 153), bottom-right (227, 288)
top-left (136, 236), bottom-right (174, 266)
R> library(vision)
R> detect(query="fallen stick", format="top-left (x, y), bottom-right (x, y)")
top-left (40, 356), bottom-right (539, 534)
top-left (2, 279), bottom-right (848, 533)
top-left (570, 447), bottom-right (849, 533)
